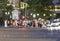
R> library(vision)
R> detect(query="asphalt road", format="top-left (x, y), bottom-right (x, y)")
top-left (0, 27), bottom-right (59, 41)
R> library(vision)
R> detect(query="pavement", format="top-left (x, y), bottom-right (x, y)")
top-left (0, 27), bottom-right (60, 41)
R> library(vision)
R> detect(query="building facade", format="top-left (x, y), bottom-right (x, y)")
top-left (53, 0), bottom-right (60, 18)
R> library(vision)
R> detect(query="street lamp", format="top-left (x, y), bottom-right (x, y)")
top-left (5, 12), bottom-right (7, 15)
top-left (33, 14), bottom-right (36, 18)
top-left (5, 12), bottom-right (10, 15)
top-left (37, 14), bottom-right (39, 16)
top-left (11, 4), bottom-right (15, 8)
top-left (43, 14), bottom-right (46, 16)
top-left (8, 12), bottom-right (10, 15)
top-left (5, 12), bottom-right (10, 19)
top-left (54, 14), bottom-right (56, 16)
top-left (23, 0), bottom-right (28, 20)
top-left (37, 13), bottom-right (39, 19)
top-left (30, 13), bottom-right (33, 15)
top-left (7, 4), bottom-right (11, 6)
top-left (53, 13), bottom-right (56, 18)
top-left (50, 14), bottom-right (52, 16)
top-left (5, 11), bottom-right (10, 27)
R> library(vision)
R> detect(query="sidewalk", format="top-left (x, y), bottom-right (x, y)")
top-left (0, 26), bottom-right (20, 31)
top-left (0, 25), bottom-right (48, 31)
top-left (0, 26), bottom-right (51, 31)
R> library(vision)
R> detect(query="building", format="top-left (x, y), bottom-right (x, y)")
top-left (53, 0), bottom-right (60, 18)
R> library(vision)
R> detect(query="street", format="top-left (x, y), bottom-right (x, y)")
top-left (0, 27), bottom-right (59, 41)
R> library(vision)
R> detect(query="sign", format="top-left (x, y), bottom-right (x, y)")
top-left (12, 9), bottom-right (19, 20)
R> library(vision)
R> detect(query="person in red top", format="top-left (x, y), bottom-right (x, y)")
top-left (19, 20), bottom-right (23, 28)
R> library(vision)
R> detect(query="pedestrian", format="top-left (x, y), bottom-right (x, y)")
top-left (41, 19), bottom-right (46, 28)
top-left (13, 20), bottom-right (16, 27)
top-left (19, 20), bottom-right (23, 28)
top-left (4, 20), bottom-right (8, 27)
top-left (38, 20), bottom-right (42, 28)
top-left (27, 20), bottom-right (32, 28)
top-left (33, 20), bottom-right (35, 27)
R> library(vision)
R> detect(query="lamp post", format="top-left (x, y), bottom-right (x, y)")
top-left (4, 12), bottom-right (10, 27)
top-left (23, 0), bottom-right (28, 20)
top-left (5, 12), bottom-right (10, 19)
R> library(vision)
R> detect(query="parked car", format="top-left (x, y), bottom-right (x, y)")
top-left (46, 24), bottom-right (60, 30)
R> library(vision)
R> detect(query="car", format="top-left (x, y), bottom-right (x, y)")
top-left (51, 22), bottom-right (59, 26)
top-left (46, 25), bottom-right (60, 30)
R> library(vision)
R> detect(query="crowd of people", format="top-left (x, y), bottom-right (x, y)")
top-left (4, 19), bottom-right (51, 28)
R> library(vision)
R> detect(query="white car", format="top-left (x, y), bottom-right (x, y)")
top-left (47, 25), bottom-right (60, 30)
top-left (51, 22), bottom-right (60, 26)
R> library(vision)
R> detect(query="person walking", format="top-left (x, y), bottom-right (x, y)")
top-left (4, 20), bottom-right (8, 27)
